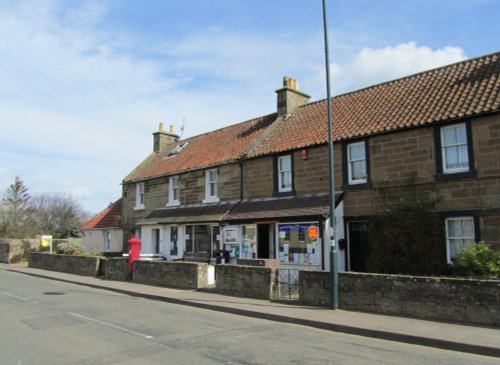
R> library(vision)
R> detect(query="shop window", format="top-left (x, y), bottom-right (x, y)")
top-left (277, 223), bottom-right (320, 266)
top-left (241, 225), bottom-right (257, 259)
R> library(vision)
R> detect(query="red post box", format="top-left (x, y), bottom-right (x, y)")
top-left (128, 236), bottom-right (142, 274)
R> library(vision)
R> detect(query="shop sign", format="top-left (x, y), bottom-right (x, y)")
top-left (308, 226), bottom-right (319, 240)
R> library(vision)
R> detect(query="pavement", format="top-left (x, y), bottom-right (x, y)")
top-left (1, 262), bottom-right (499, 358)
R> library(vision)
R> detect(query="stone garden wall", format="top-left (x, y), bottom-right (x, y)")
top-left (299, 270), bottom-right (500, 327)
top-left (216, 264), bottom-right (277, 300)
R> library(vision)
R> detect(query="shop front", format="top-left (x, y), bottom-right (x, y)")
top-left (137, 203), bottom-right (234, 260)
top-left (221, 194), bottom-right (341, 270)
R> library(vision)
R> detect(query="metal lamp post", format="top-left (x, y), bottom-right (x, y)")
top-left (322, 0), bottom-right (339, 309)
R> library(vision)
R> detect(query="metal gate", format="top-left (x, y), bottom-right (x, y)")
top-left (277, 269), bottom-right (299, 300)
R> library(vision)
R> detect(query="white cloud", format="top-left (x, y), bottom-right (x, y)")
top-left (332, 42), bottom-right (467, 93)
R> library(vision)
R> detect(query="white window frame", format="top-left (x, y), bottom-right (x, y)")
top-left (134, 182), bottom-right (145, 210)
top-left (347, 141), bottom-right (367, 185)
top-left (167, 176), bottom-right (180, 206)
top-left (203, 169), bottom-right (219, 203)
top-left (277, 155), bottom-right (292, 193)
top-left (440, 123), bottom-right (469, 174)
top-left (445, 216), bottom-right (475, 264)
top-left (104, 230), bottom-right (111, 252)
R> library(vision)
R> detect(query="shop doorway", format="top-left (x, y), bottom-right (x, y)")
top-left (347, 221), bottom-right (368, 272)
top-left (257, 225), bottom-right (270, 259)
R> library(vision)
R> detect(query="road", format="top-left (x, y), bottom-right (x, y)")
top-left (0, 269), bottom-right (497, 365)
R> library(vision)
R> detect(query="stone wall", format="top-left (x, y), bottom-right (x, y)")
top-left (28, 252), bottom-right (101, 277)
top-left (299, 270), bottom-right (500, 327)
top-left (101, 257), bottom-right (129, 281)
top-left (215, 264), bottom-right (277, 300)
top-left (0, 239), bottom-right (39, 263)
top-left (133, 260), bottom-right (209, 290)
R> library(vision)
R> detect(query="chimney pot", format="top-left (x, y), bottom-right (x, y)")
top-left (159, 122), bottom-right (164, 132)
top-left (169, 125), bottom-right (175, 134)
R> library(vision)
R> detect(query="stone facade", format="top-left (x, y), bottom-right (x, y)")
top-left (299, 270), bottom-right (500, 327)
top-left (28, 252), bottom-right (101, 276)
top-left (132, 260), bottom-right (209, 290)
top-left (341, 114), bottom-right (500, 248)
top-left (122, 163), bottom-right (241, 237)
top-left (0, 239), bottom-right (39, 263)
top-left (215, 264), bottom-right (277, 300)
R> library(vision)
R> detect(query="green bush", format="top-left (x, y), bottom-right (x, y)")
top-left (56, 241), bottom-right (84, 255)
top-left (454, 242), bottom-right (500, 279)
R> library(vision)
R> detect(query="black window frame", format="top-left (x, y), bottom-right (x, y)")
top-left (342, 139), bottom-right (372, 190)
top-left (434, 120), bottom-right (477, 181)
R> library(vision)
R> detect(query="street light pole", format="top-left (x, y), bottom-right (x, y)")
top-left (322, 0), bottom-right (339, 309)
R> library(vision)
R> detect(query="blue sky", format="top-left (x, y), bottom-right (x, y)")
top-left (1, 0), bottom-right (499, 214)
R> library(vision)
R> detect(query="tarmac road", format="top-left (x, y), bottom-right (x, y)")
top-left (0, 269), bottom-right (498, 365)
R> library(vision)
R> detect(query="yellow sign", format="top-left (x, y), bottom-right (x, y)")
top-left (41, 240), bottom-right (49, 247)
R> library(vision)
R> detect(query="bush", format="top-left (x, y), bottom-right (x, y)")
top-left (454, 242), bottom-right (500, 279)
top-left (56, 241), bottom-right (84, 255)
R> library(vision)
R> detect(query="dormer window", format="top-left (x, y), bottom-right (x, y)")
top-left (168, 142), bottom-right (189, 157)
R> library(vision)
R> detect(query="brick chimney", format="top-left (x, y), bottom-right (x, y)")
top-left (153, 122), bottom-right (179, 153)
top-left (275, 76), bottom-right (310, 117)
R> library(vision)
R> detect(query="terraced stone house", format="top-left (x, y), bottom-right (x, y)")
top-left (121, 52), bottom-right (500, 272)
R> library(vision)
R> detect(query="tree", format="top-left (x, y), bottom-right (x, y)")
top-left (1, 177), bottom-right (92, 239)
top-left (29, 193), bottom-right (90, 238)
top-left (0, 176), bottom-right (32, 238)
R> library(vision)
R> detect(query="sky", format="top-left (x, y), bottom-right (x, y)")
top-left (1, 0), bottom-right (499, 215)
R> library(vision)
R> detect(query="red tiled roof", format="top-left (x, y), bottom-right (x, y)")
top-left (124, 114), bottom-right (276, 183)
top-left (124, 52), bottom-right (500, 181)
top-left (248, 52), bottom-right (500, 157)
top-left (82, 199), bottom-right (122, 229)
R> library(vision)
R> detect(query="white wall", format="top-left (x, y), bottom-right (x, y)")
top-left (82, 228), bottom-right (123, 253)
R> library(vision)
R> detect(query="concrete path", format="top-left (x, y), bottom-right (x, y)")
top-left (2, 263), bottom-right (499, 358)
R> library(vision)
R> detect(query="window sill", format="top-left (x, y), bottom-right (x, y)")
top-left (342, 182), bottom-right (372, 191)
top-left (435, 170), bottom-right (477, 181)
top-left (202, 197), bottom-right (220, 204)
top-left (167, 201), bottom-right (180, 207)
top-left (133, 206), bottom-right (145, 211)
top-left (273, 190), bottom-right (296, 197)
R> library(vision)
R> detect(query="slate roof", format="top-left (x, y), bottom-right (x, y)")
top-left (124, 52), bottom-right (500, 181)
top-left (144, 202), bottom-right (237, 224)
top-left (221, 194), bottom-right (343, 223)
top-left (83, 199), bottom-right (122, 229)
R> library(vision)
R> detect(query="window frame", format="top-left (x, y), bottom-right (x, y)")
top-left (167, 175), bottom-right (181, 206)
top-left (445, 215), bottom-right (478, 264)
top-left (203, 169), bottom-right (220, 203)
top-left (134, 182), bottom-right (145, 210)
top-left (435, 121), bottom-right (476, 181)
top-left (347, 141), bottom-right (368, 185)
top-left (276, 154), bottom-right (294, 195)
top-left (342, 139), bottom-right (371, 189)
